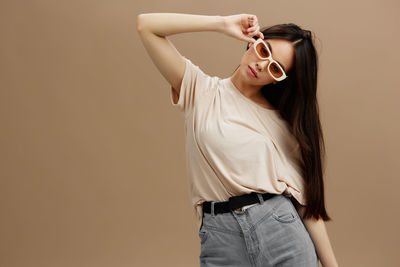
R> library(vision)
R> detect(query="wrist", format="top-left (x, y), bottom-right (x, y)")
top-left (215, 15), bottom-right (226, 33)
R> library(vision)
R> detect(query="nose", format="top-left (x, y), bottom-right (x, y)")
top-left (256, 60), bottom-right (269, 72)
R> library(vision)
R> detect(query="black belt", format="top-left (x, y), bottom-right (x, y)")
top-left (202, 192), bottom-right (279, 215)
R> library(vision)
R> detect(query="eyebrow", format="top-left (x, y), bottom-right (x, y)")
top-left (265, 41), bottom-right (286, 72)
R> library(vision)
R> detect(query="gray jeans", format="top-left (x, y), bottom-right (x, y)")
top-left (198, 193), bottom-right (319, 267)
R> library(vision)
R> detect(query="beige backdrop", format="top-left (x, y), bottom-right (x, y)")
top-left (1, 0), bottom-right (399, 266)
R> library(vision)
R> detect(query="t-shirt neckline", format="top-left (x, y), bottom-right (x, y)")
top-left (226, 77), bottom-right (279, 113)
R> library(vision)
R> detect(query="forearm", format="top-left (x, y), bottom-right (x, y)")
top-left (297, 207), bottom-right (339, 267)
top-left (136, 13), bottom-right (225, 37)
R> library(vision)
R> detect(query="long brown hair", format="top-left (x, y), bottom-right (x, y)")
top-left (238, 23), bottom-right (331, 221)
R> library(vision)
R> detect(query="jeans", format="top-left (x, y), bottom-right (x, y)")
top-left (198, 193), bottom-right (319, 267)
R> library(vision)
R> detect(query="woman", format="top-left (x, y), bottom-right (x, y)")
top-left (137, 13), bottom-right (339, 267)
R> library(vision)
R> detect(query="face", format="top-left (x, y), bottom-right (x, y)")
top-left (242, 38), bottom-right (295, 85)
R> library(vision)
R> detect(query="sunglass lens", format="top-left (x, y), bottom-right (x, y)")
top-left (255, 42), bottom-right (270, 58)
top-left (269, 63), bottom-right (284, 78)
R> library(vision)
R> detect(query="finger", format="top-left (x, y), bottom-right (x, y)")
top-left (250, 32), bottom-right (261, 38)
top-left (245, 36), bottom-right (256, 43)
top-left (247, 25), bottom-right (257, 32)
top-left (247, 25), bottom-right (260, 34)
top-left (249, 15), bottom-right (257, 21)
top-left (248, 23), bottom-right (260, 31)
top-left (248, 15), bottom-right (256, 26)
top-left (252, 25), bottom-right (260, 33)
top-left (248, 24), bottom-right (259, 32)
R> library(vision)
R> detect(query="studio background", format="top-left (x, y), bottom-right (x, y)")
top-left (1, 0), bottom-right (399, 266)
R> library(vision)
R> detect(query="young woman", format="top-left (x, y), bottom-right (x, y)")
top-left (137, 13), bottom-right (339, 267)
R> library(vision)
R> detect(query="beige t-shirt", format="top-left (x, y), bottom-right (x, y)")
top-left (170, 56), bottom-right (306, 232)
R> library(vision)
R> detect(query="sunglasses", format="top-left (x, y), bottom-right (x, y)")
top-left (252, 38), bottom-right (288, 81)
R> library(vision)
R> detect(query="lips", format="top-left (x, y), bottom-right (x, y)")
top-left (248, 66), bottom-right (258, 77)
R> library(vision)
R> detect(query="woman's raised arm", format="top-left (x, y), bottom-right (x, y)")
top-left (136, 13), bottom-right (225, 95)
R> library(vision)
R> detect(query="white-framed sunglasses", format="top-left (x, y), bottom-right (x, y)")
top-left (253, 38), bottom-right (288, 82)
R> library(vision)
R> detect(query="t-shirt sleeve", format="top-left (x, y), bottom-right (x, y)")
top-left (169, 56), bottom-right (215, 116)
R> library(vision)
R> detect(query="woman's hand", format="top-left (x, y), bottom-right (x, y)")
top-left (221, 14), bottom-right (264, 43)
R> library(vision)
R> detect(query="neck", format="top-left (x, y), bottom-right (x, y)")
top-left (229, 67), bottom-right (276, 110)
top-left (229, 68), bottom-right (264, 99)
